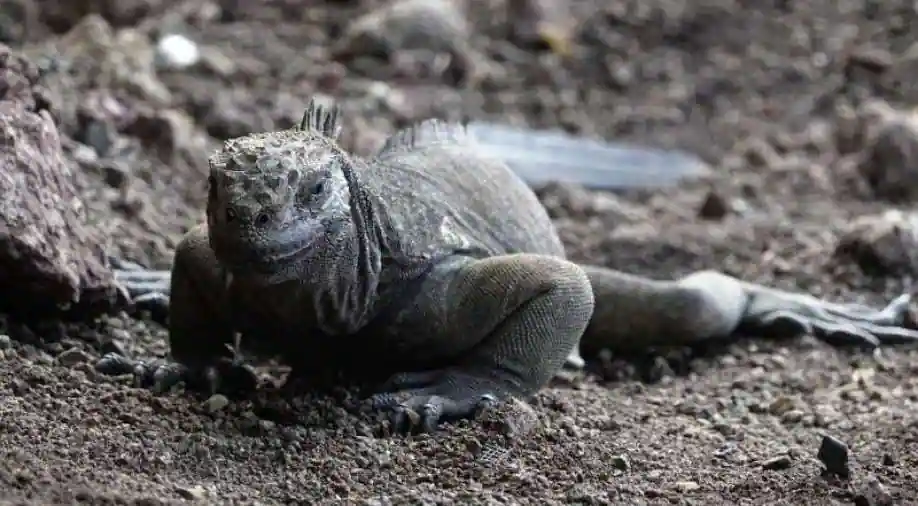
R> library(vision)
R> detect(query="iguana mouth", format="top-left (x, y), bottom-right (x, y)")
top-left (217, 220), bottom-right (325, 274)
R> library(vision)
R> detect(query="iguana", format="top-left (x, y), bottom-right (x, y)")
top-left (110, 96), bottom-right (918, 434)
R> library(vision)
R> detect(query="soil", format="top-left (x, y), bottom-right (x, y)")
top-left (2, 0), bottom-right (918, 504)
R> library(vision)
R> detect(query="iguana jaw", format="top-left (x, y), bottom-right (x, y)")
top-left (210, 218), bottom-right (330, 283)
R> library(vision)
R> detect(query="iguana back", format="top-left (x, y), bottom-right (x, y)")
top-left (365, 120), bottom-right (566, 262)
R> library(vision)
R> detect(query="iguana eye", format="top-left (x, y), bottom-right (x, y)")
top-left (256, 213), bottom-right (270, 226)
top-left (225, 207), bottom-right (237, 222)
top-left (311, 181), bottom-right (325, 196)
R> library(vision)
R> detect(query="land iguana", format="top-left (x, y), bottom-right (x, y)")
top-left (110, 96), bottom-right (918, 433)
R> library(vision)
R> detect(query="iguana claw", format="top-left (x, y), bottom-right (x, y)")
top-left (744, 292), bottom-right (918, 348)
top-left (367, 369), bottom-right (500, 434)
top-left (94, 352), bottom-right (258, 397)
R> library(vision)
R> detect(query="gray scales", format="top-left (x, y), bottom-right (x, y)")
top-left (109, 96), bottom-right (918, 434)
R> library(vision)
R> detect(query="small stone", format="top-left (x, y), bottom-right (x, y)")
top-left (854, 475), bottom-right (893, 506)
top-left (100, 339), bottom-right (127, 357)
top-left (198, 46), bottom-right (236, 77)
top-left (847, 47), bottom-right (894, 73)
top-left (464, 438), bottom-right (483, 457)
top-left (768, 395), bottom-right (796, 416)
top-left (781, 409), bottom-right (804, 424)
top-left (817, 434), bottom-right (850, 478)
top-left (741, 138), bottom-right (780, 167)
top-left (673, 481), bottom-right (700, 493)
top-left (203, 394), bottom-right (230, 413)
top-left (610, 455), bottom-right (630, 471)
top-left (643, 488), bottom-right (663, 498)
top-left (173, 484), bottom-right (207, 500)
top-left (156, 33), bottom-right (201, 69)
top-left (56, 347), bottom-right (92, 367)
top-left (762, 455), bottom-right (793, 470)
top-left (0, 334), bottom-right (11, 350)
top-left (697, 190), bottom-right (729, 220)
top-left (80, 119), bottom-right (115, 158)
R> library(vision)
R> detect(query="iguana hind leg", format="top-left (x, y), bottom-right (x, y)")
top-left (367, 253), bottom-right (594, 434)
top-left (578, 266), bottom-right (918, 356)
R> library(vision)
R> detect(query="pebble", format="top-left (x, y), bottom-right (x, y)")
top-left (781, 409), bottom-right (804, 424)
top-left (156, 33), bottom-right (201, 69)
top-left (697, 190), bottom-right (729, 220)
top-left (464, 438), bottom-right (483, 457)
top-left (56, 347), bottom-right (92, 367)
top-left (610, 455), bottom-right (630, 471)
top-left (0, 334), bottom-right (10, 350)
top-left (673, 481), bottom-right (700, 493)
top-left (768, 395), bottom-right (796, 416)
top-left (203, 394), bottom-right (230, 413)
top-left (817, 434), bottom-right (850, 478)
top-left (854, 475), bottom-right (893, 506)
top-left (762, 455), bottom-right (792, 470)
top-left (173, 484), bottom-right (207, 500)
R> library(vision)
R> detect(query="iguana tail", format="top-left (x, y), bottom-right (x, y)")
top-left (466, 122), bottom-right (711, 191)
top-left (566, 264), bottom-right (747, 364)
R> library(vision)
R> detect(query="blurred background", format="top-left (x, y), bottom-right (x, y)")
top-left (3, 0), bottom-right (916, 284)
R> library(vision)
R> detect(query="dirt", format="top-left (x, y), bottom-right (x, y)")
top-left (1, 0), bottom-right (918, 504)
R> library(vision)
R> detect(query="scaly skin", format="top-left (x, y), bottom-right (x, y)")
top-left (111, 96), bottom-right (918, 434)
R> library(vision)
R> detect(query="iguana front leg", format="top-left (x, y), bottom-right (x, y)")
top-left (368, 253), bottom-right (594, 433)
top-left (109, 225), bottom-right (258, 395)
top-left (579, 267), bottom-right (918, 355)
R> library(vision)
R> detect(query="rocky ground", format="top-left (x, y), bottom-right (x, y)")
top-left (1, 0), bottom-right (918, 504)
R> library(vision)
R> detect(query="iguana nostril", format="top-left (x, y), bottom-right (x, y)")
top-left (225, 207), bottom-right (237, 222)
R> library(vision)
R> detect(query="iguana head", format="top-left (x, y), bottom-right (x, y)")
top-left (205, 102), bottom-right (355, 284)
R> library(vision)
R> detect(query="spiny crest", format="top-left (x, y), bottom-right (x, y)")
top-left (378, 118), bottom-right (473, 156)
top-left (207, 95), bottom-right (345, 178)
top-left (298, 95), bottom-right (344, 140)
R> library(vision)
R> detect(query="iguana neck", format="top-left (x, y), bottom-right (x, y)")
top-left (318, 158), bottom-right (412, 335)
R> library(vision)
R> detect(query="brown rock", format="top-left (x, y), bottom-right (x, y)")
top-left (0, 44), bottom-right (121, 320)
top-left (854, 101), bottom-right (918, 202)
top-left (835, 210), bottom-right (918, 276)
top-left (331, 0), bottom-right (481, 85)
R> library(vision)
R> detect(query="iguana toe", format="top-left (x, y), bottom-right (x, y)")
top-left (95, 353), bottom-right (259, 397)
top-left (746, 292), bottom-right (918, 348)
top-left (189, 359), bottom-right (260, 396)
top-left (368, 369), bottom-right (503, 433)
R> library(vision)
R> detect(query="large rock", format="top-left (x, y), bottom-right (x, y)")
top-left (0, 44), bottom-right (121, 320)
top-left (847, 101), bottom-right (918, 202)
